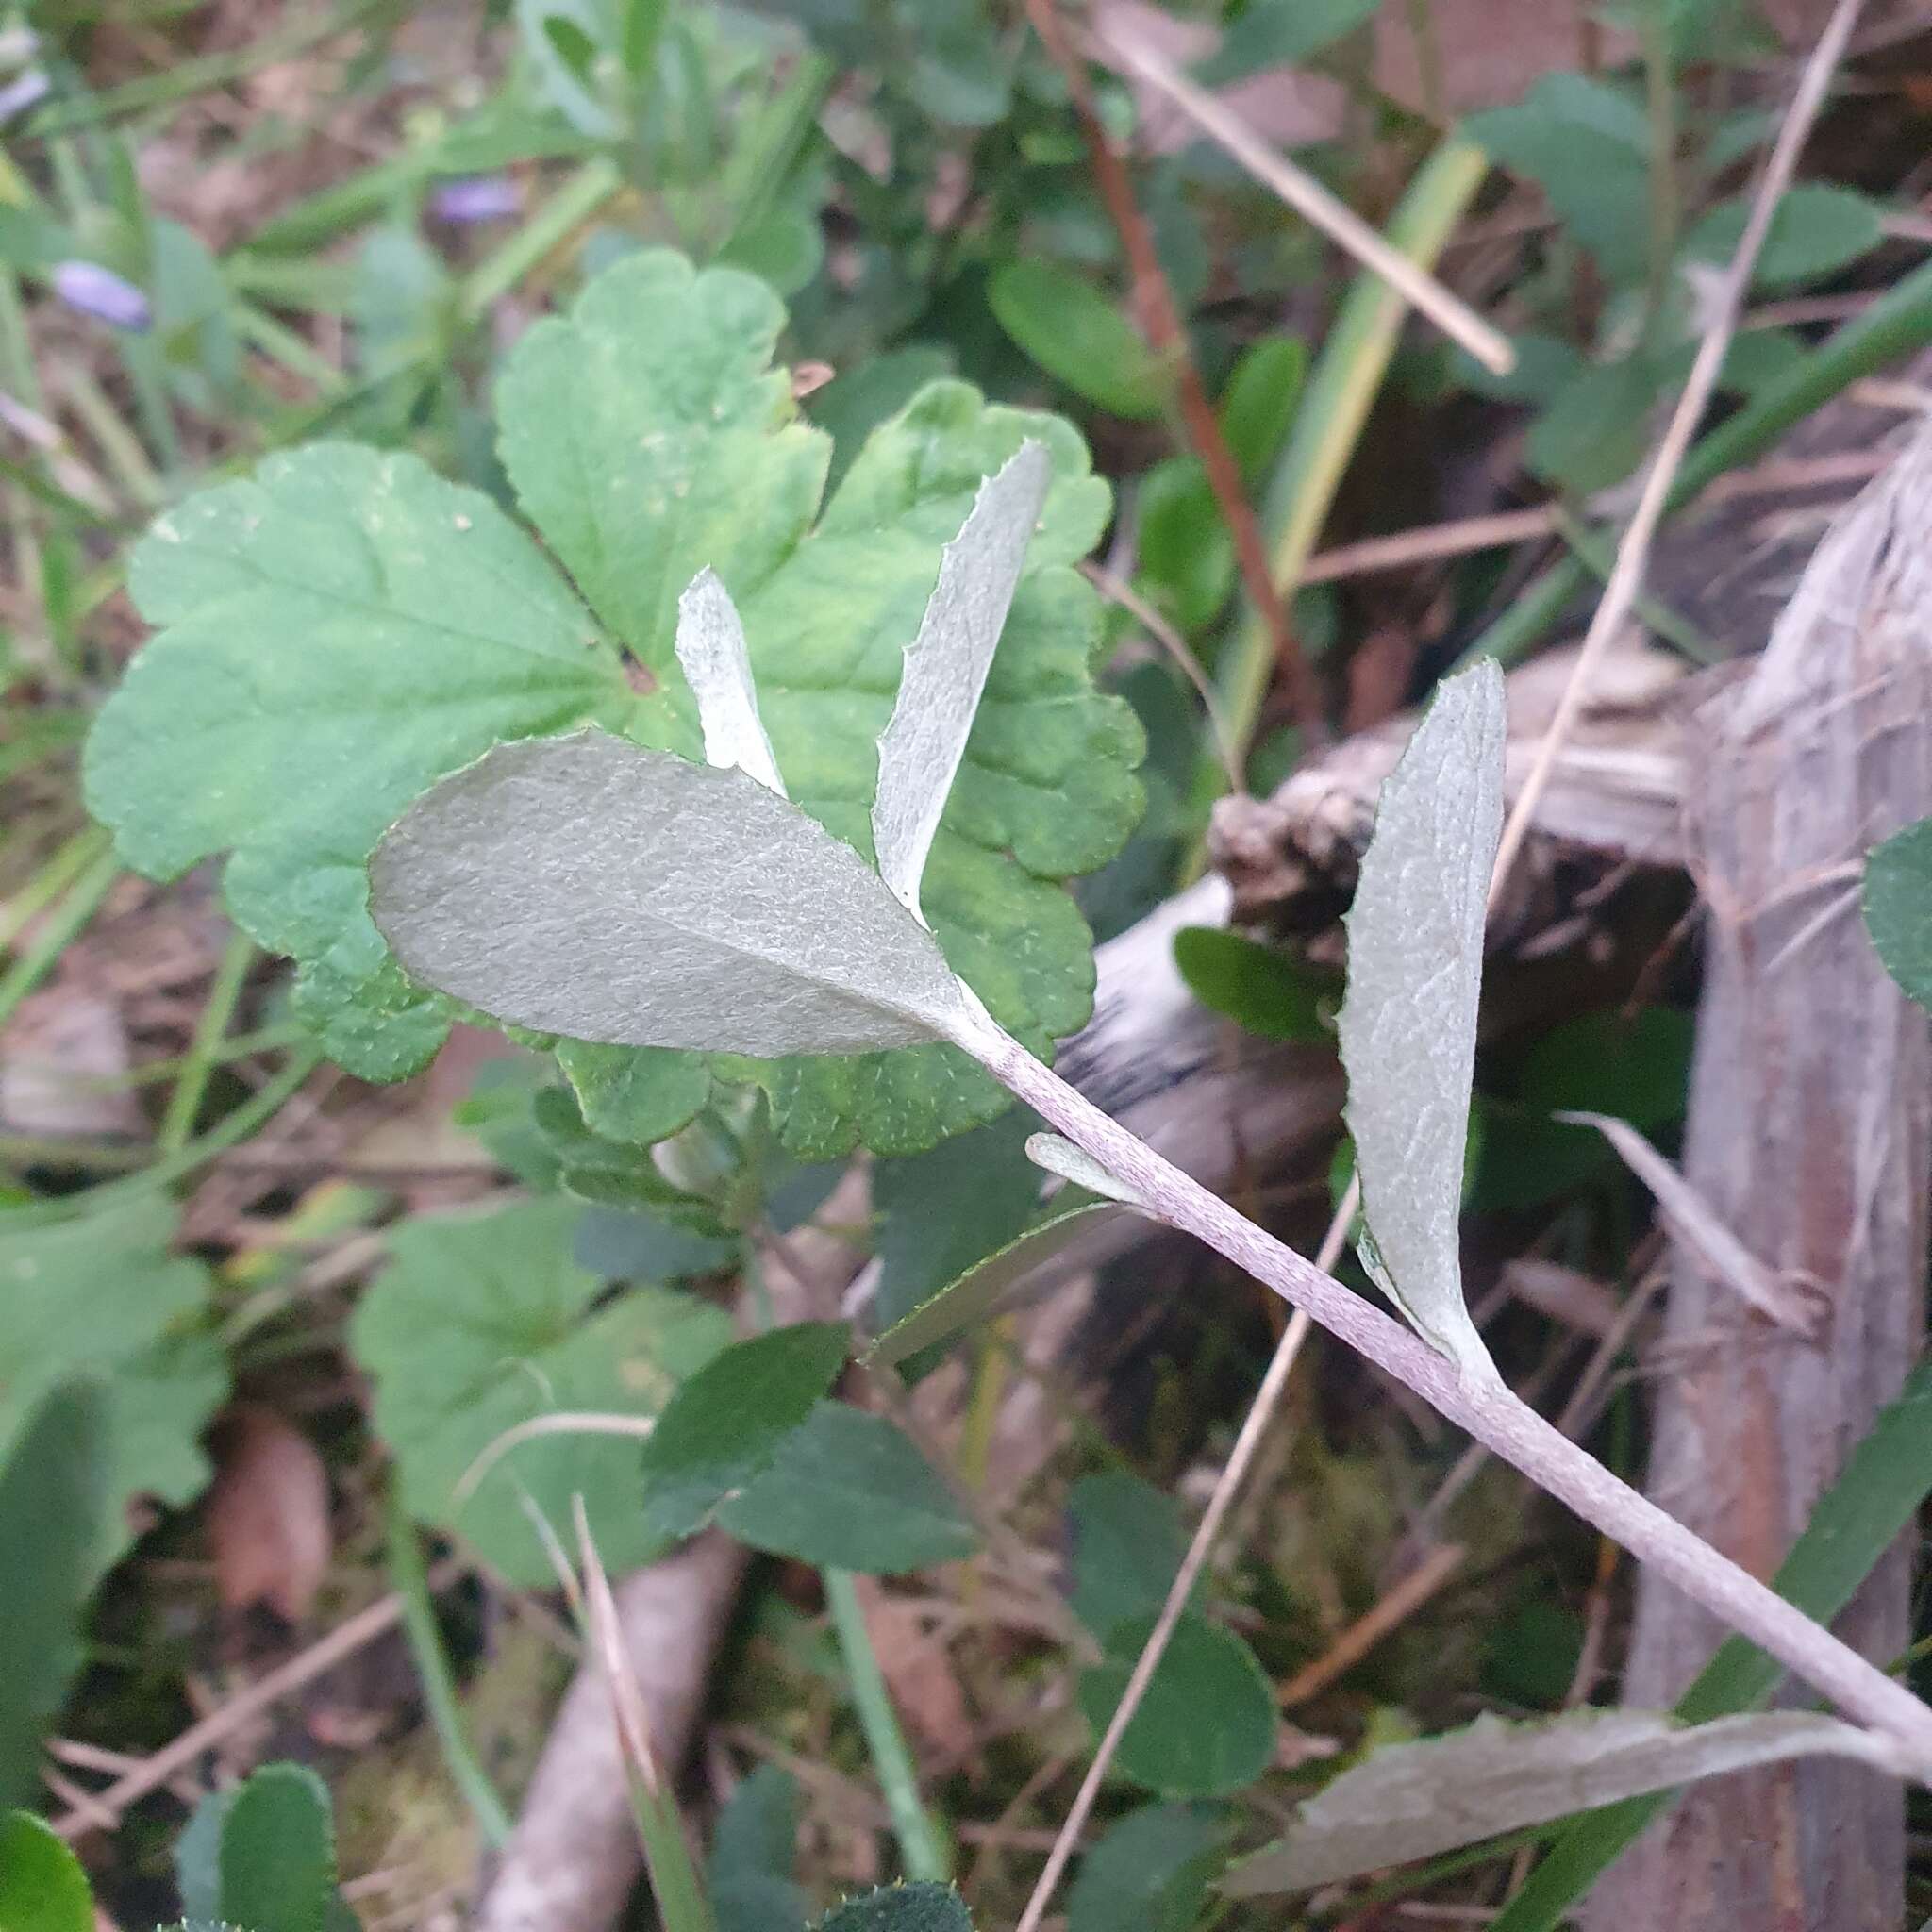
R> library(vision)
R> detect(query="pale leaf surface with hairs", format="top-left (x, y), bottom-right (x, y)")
top-left (1337, 660), bottom-right (1505, 1385)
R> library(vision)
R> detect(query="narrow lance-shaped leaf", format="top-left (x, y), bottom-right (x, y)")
top-left (872, 440), bottom-right (1052, 924)
top-left (675, 568), bottom-right (786, 795)
top-left (1337, 661), bottom-right (1505, 1387)
top-left (1026, 1130), bottom-right (1157, 1211)
top-left (370, 730), bottom-right (980, 1058)
top-left (1222, 1708), bottom-right (1905, 1896)
top-left (867, 1204), bottom-right (1119, 1369)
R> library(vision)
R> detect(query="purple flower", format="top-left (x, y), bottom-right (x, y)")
top-left (51, 260), bottom-right (151, 333)
top-left (429, 175), bottom-right (522, 225)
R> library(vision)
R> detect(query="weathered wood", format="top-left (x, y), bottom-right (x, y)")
top-left (1587, 425), bottom-right (1932, 1931)
top-left (1209, 637), bottom-right (1707, 953)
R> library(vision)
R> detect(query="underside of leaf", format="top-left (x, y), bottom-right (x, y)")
top-left (1336, 660), bottom-right (1505, 1385)
top-left (872, 439), bottom-right (1052, 923)
top-left (370, 730), bottom-right (977, 1057)
top-left (1223, 1708), bottom-right (1899, 1895)
top-left (85, 249), bottom-right (1143, 1157)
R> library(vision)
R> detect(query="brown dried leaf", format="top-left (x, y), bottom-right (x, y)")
top-left (848, 1575), bottom-right (974, 1759)
top-left (206, 1406), bottom-right (333, 1621)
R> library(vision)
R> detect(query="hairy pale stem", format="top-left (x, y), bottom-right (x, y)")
top-left (969, 1024), bottom-right (1932, 1767)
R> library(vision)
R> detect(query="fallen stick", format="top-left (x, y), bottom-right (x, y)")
top-left (1585, 360), bottom-right (1932, 1932)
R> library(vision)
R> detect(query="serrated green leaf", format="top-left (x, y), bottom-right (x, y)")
top-left (0, 1812), bottom-right (93, 1932)
top-left (1172, 926), bottom-right (1330, 1041)
top-left (814, 1883), bottom-right (974, 1931)
top-left (740, 378), bottom-right (1137, 1157)
top-left (83, 441), bottom-right (631, 1083)
top-left (496, 252), bottom-right (823, 702)
top-left (351, 1198), bottom-right (732, 1584)
top-left (0, 1199), bottom-right (225, 1576)
top-left (874, 442), bottom-right (1052, 924)
top-left (639, 1322), bottom-right (851, 1541)
top-left (217, 1764), bottom-right (340, 1932)
top-left (1465, 75), bottom-right (1653, 282)
top-left (1863, 814), bottom-right (1932, 1010)
top-left (865, 1205), bottom-right (1118, 1369)
top-left (1078, 1612), bottom-right (1278, 1798)
top-left (989, 260), bottom-right (1169, 419)
top-left (1338, 662), bottom-right (1504, 1385)
top-left (86, 250), bottom-right (1141, 1159)
top-left (1686, 183), bottom-right (1884, 291)
top-left (1065, 1801), bottom-right (1227, 1932)
top-left (1066, 1472), bottom-right (1189, 1641)
top-left (532, 1085), bottom-right (731, 1231)
top-left (1222, 1709), bottom-right (1898, 1896)
top-left (717, 1404), bottom-right (978, 1572)
top-left (0, 1391), bottom-right (110, 1812)
top-left (371, 732), bottom-right (980, 1057)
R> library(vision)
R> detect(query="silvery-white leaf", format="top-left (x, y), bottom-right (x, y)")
top-left (674, 567), bottom-right (785, 795)
top-left (371, 729), bottom-right (976, 1057)
top-left (1554, 1110), bottom-right (1824, 1332)
top-left (1223, 1708), bottom-right (1902, 1896)
top-left (1025, 1131), bottom-right (1157, 1213)
top-left (1337, 661), bottom-right (1505, 1387)
top-left (872, 440), bottom-right (1053, 924)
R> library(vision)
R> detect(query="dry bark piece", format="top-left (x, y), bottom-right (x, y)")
top-left (473, 1531), bottom-right (750, 1932)
top-left (1209, 637), bottom-right (1705, 949)
top-left (1587, 420), bottom-right (1932, 1932)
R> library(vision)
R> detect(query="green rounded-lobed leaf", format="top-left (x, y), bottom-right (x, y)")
top-left (716, 1403), bottom-right (979, 1573)
top-left (84, 440), bottom-right (634, 1082)
top-left (1065, 1801), bottom-right (1227, 1932)
top-left (1077, 1612), bottom-right (1278, 1799)
top-left (85, 249), bottom-right (1142, 1157)
top-left (0, 1200), bottom-right (225, 1579)
top-left (638, 1321), bottom-right (852, 1541)
top-left (351, 1198), bottom-right (732, 1584)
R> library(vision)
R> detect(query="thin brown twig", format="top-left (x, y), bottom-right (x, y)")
top-left (1092, 24), bottom-right (1515, 376)
top-left (1276, 1541), bottom-right (1468, 1707)
top-left (1081, 559), bottom-right (1242, 790)
top-left (1019, 0), bottom-right (1326, 743)
top-left (1491, 0), bottom-right (1867, 891)
top-left (49, 1572), bottom-right (457, 1839)
top-left (1297, 447), bottom-right (1891, 586)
